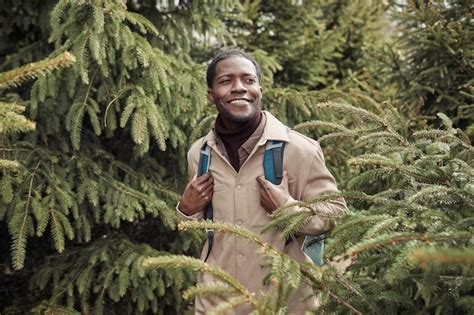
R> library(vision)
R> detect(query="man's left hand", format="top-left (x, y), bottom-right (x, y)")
top-left (256, 170), bottom-right (291, 214)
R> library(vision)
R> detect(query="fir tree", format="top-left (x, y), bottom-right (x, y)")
top-left (0, 0), bottom-right (242, 313)
top-left (363, 0), bottom-right (473, 135)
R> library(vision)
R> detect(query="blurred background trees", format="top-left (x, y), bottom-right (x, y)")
top-left (0, 0), bottom-right (472, 314)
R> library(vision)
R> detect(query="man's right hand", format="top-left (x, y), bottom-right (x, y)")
top-left (178, 172), bottom-right (214, 216)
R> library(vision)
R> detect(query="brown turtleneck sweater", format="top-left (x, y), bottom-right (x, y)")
top-left (214, 109), bottom-right (262, 171)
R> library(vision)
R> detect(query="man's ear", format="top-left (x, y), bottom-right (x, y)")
top-left (207, 89), bottom-right (214, 103)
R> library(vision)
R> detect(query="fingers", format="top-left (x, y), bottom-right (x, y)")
top-left (196, 172), bottom-right (213, 184)
top-left (256, 175), bottom-right (266, 186)
top-left (201, 183), bottom-right (213, 199)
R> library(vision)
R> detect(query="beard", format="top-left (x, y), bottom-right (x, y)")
top-left (218, 102), bottom-right (258, 124)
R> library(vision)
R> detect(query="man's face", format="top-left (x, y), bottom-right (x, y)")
top-left (208, 56), bottom-right (262, 125)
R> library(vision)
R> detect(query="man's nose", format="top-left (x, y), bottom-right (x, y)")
top-left (231, 79), bottom-right (247, 93)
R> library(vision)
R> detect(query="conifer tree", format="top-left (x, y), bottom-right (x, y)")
top-left (0, 52), bottom-right (75, 168)
top-left (0, 0), bottom-right (243, 313)
top-left (363, 0), bottom-right (473, 135)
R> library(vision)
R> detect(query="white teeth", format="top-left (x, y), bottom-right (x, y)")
top-left (229, 99), bottom-right (249, 105)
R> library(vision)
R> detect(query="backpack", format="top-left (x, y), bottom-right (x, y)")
top-left (198, 139), bottom-right (324, 266)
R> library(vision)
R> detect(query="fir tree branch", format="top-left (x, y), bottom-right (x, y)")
top-left (348, 232), bottom-right (473, 257)
top-left (183, 283), bottom-right (237, 300)
top-left (12, 161), bottom-right (40, 269)
top-left (408, 247), bottom-right (474, 267)
top-left (327, 290), bottom-right (362, 315)
top-left (143, 255), bottom-right (256, 306)
top-left (0, 52), bottom-right (76, 89)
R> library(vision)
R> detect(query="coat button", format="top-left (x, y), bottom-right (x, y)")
top-left (238, 253), bottom-right (244, 259)
top-left (236, 185), bottom-right (242, 190)
top-left (236, 220), bottom-right (243, 225)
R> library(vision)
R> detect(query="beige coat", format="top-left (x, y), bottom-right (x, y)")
top-left (178, 111), bottom-right (346, 314)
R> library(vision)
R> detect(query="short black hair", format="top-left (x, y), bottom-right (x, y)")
top-left (206, 49), bottom-right (261, 88)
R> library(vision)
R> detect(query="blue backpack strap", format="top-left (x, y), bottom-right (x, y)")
top-left (198, 143), bottom-right (211, 177)
top-left (265, 130), bottom-right (325, 266)
top-left (264, 140), bottom-right (284, 185)
top-left (303, 235), bottom-right (324, 266)
top-left (198, 142), bottom-right (214, 262)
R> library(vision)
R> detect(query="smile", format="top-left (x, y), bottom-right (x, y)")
top-left (228, 98), bottom-right (252, 105)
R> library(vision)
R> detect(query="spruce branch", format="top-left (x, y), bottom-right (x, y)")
top-left (0, 103), bottom-right (36, 135)
top-left (179, 220), bottom-right (268, 249)
top-left (143, 255), bottom-right (256, 306)
top-left (183, 283), bottom-right (238, 300)
top-left (349, 154), bottom-right (436, 182)
top-left (0, 159), bottom-right (21, 169)
top-left (293, 120), bottom-right (353, 133)
top-left (355, 131), bottom-right (406, 146)
top-left (177, 221), bottom-right (363, 313)
top-left (0, 52), bottom-right (76, 89)
top-left (348, 232), bottom-right (473, 257)
top-left (408, 247), bottom-right (474, 267)
top-left (207, 296), bottom-right (251, 315)
top-left (10, 161), bottom-right (41, 269)
top-left (316, 101), bottom-right (389, 128)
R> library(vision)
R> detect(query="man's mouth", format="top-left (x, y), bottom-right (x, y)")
top-left (227, 98), bottom-right (252, 105)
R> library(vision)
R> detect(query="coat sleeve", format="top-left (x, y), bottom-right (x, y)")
top-left (285, 141), bottom-right (347, 236)
top-left (176, 142), bottom-right (204, 221)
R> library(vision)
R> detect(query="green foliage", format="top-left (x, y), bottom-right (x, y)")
top-left (231, 0), bottom-right (388, 90)
top-left (365, 0), bottom-right (473, 134)
top-left (30, 234), bottom-right (194, 314)
top-left (144, 220), bottom-right (369, 314)
top-left (0, 52), bottom-right (75, 169)
top-left (313, 99), bottom-right (474, 314)
top-left (1, 0), bottom-right (235, 312)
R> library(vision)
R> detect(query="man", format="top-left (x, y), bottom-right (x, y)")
top-left (177, 49), bottom-right (346, 314)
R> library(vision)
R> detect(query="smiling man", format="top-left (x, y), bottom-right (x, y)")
top-left (177, 49), bottom-right (346, 314)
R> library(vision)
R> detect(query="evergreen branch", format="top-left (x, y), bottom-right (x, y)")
top-left (72, 71), bottom-right (97, 150)
top-left (177, 221), bottom-right (361, 313)
top-left (103, 86), bottom-right (133, 127)
top-left (207, 296), bottom-right (250, 315)
top-left (11, 161), bottom-right (40, 269)
top-left (0, 52), bottom-right (76, 89)
top-left (349, 154), bottom-right (435, 182)
top-left (0, 103), bottom-right (36, 135)
top-left (179, 220), bottom-right (268, 248)
top-left (348, 232), bottom-right (473, 257)
top-left (0, 159), bottom-right (21, 169)
top-left (316, 101), bottom-right (389, 127)
top-left (408, 185), bottom-right (471, 205)
top-left (183, 283), bottom-right (238, 300)
top-left (408, 247), bottom-right (474, 267)
top-left (327, 290), bottom-right (362, 315)
top-left (124, 11), bottom-right (159, 35)
top-left (414, 129), bottom-right (471, 148)
top-left (31, 302), bottom-right (80, 315)
top-left (143, 255), bottom-right (255, 306)
top-left (318, 132), bottom-right (358, 144)
top-left (293, 120), bottom-right (352, 133)
top-left (262, 193), bottom-right (345, 237)
top-left (355, 131), bottom-right (406, 146)
top-left (337, 190), bottom-right (428, 212)
top-left (333, 213), bottom-right (389, 235)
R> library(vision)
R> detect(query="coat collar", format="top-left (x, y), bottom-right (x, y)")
top-left (203, 110), bottom-right (290, 147)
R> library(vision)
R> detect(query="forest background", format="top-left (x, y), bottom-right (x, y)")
top-left (0, 0), bottom-right (472, 314)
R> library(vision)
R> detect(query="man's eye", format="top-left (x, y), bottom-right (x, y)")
top-left (220, 79), bottom-right (231, 84)
top-left (246, 78), bottom-right (256, 83)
